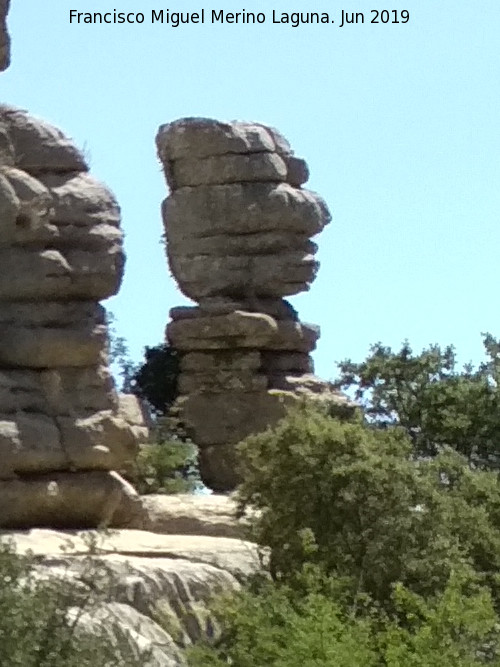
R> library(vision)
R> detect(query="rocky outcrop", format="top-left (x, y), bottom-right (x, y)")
top-left (134, 493), bottom-right (252, 538)
top-left (0, 0), bottom-right (9, 72)
top-left (7, 527), bottom-right (261, 665)
top-left (157, 118), bottom-right (352, 491)
top-left (0, 107), bottom-right (142, 528)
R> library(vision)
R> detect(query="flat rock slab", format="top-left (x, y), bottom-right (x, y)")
top-left (137, 493), bottom-right (252, 539)
top-left (6, 529), bottom-right (261, 580)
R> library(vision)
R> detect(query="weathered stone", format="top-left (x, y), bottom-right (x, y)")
top-left (180, 351), bottom-right (261, 373)
top-left (0, 246), bottom-right (124, 300)
top-left (163, 182), bottom-right (329, 239)
top-left (0, 366), bottom-right (117, 415)
top-left (58, 412), bottom-right (138, 472)
top-left (0, 411), bottom-right (137, 478)
top-left (286, 155), bottom-right (309, 186)
top-left (117, 393), bottom-right (151, 445)
top-left (198, 444), bottom-right (244, 492)
top-left (0, 412), bottom-right (63, 478)
top-left (168, 312), bottom-right (319, 353)
top-left (178, 369), bottom-right (267, 394)
top-left (0, 302), bottom-right (107, 367)
top-left (0, 0), bottom-right (10, 72)
top-left (0, 170), bottom-right (18, 241)
top-left (166, 151), bottom-right (288, 189)
top-left (0, 106), bottom-right (136, 524)
top-left (39, 172), bottom-right (121, 228)
top-left (0, 106), bottom-right (88, 175)
top-left (167, 231), bottom-right (317, 258)
top-left (137, 493), bottom-right (250, 538)
top-left (177, 390), bottom-right (290, 447)
top-left (0, 471), bottom-right (139, 528)
top-left (261, 351), bottom-right (314, 374)
top-left (5, 527), bottom-right (262, 664)
top-left (156, 118), bottom-right (289, 161)
top-left (168, 249), bottom-right (318, 300)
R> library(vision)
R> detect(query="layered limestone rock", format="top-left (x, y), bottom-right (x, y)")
top-left (9, 528), bottom-right (261, 665)
top-left (157, 118), bottom-right (351, 491)
top-left (0, 0), bottom-right (9, 72)
top-left (0, 106), bottom-right (141, 528)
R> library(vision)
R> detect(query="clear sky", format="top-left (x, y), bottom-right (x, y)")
top-left (3, 1), bottom-right (500, 379)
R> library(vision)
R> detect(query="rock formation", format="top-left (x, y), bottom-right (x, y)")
top-left (0, 0), bottom-right (9, 72)
top-left (10, 526), bottom-right (260, 665)
top-left (157, 118), bottom-right (350, 491)
top-left (0, 105), bottom-right (141, 528)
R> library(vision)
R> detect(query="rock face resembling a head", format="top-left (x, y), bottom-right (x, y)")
top-left (0, 105), bottom-right (144, 529)
top-left (157, 118), bottom-right (353, 492)
top-left (0, 0), bottom-right (10, 72)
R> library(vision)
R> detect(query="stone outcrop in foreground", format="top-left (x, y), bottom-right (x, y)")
top-left (0, 0), bottom-right (9, 72)
top-left (0, 106), bottom-right (142, 528)
top-left (157, 118), bottom-right (351, 491)
top-left (8, 525), bottom-right (261, 666)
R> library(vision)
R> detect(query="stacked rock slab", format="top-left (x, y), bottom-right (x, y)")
top-left (157, 118), bottom-right (350, 491)
top-left (0, 105), bottom-right (140, 528)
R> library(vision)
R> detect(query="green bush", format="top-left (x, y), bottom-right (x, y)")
top-left (0, 538), bottom-right (150, 666)
top-left (188, 566), bottom-right (500, 666)
top-left (132, 439), bottom-right (199, 494)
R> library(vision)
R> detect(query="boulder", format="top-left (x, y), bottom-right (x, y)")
top-left (136, 493), bottom-right (249, 538)
top-left (0, 471), bottom-right (140, 528)
top-left (167, 311), bottom-right (319, 352)
top-left (0, 106), bottom-right (88, 175)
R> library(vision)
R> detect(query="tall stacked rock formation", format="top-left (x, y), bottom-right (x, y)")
top-left (157, 118), bottom-right (350, 491)
top-left (0, 105), bottom-right (140, 528)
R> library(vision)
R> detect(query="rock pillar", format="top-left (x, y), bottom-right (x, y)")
top-left (157, 118), bottom-right (349, 491)
top-left (0, 106), bottom-right (140, 527)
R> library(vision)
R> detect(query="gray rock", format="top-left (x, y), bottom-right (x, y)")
top-left (156, 117), bottom-right (289, 161)
top-left (165, 151), bottom-right (288, 189)
top-left (0, 108), bottom-right (138, 524)
top-left (0, 471), bottom-right (140, 528)
top-left (159, 118), bottom-right (346, 491)
top-left (163, 182), bottom-right (329, 239)
top-left (0, 106), bottom-right (88, 175)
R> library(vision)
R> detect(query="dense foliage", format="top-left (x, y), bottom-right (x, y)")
top-left (335, 334), bottom-right (500, 464)
top-left (107, 312), bottom-right (198, 493)
top-left (188, 336), bottom-right (500, 665)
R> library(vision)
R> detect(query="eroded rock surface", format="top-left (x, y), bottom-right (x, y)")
top-left (0, 107), bottom-right (143, 528)
top-left (7, 527), bottom-right (262, 665)
top-left (157, 118), bottom-right (352, 490)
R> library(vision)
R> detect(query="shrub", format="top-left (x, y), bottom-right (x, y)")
top-left (187, 566), bottom-right (500, 666)
top-left (235, 403), bottom-right (500, 611)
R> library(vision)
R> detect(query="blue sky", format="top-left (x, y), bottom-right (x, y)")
top-left (3, 1), bottom-right (500, 379)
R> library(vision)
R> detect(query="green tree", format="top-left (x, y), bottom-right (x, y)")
top-left (334, 334), bottom-right (500, 464)
top-left (129, 343), bottom-right (180, 417)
